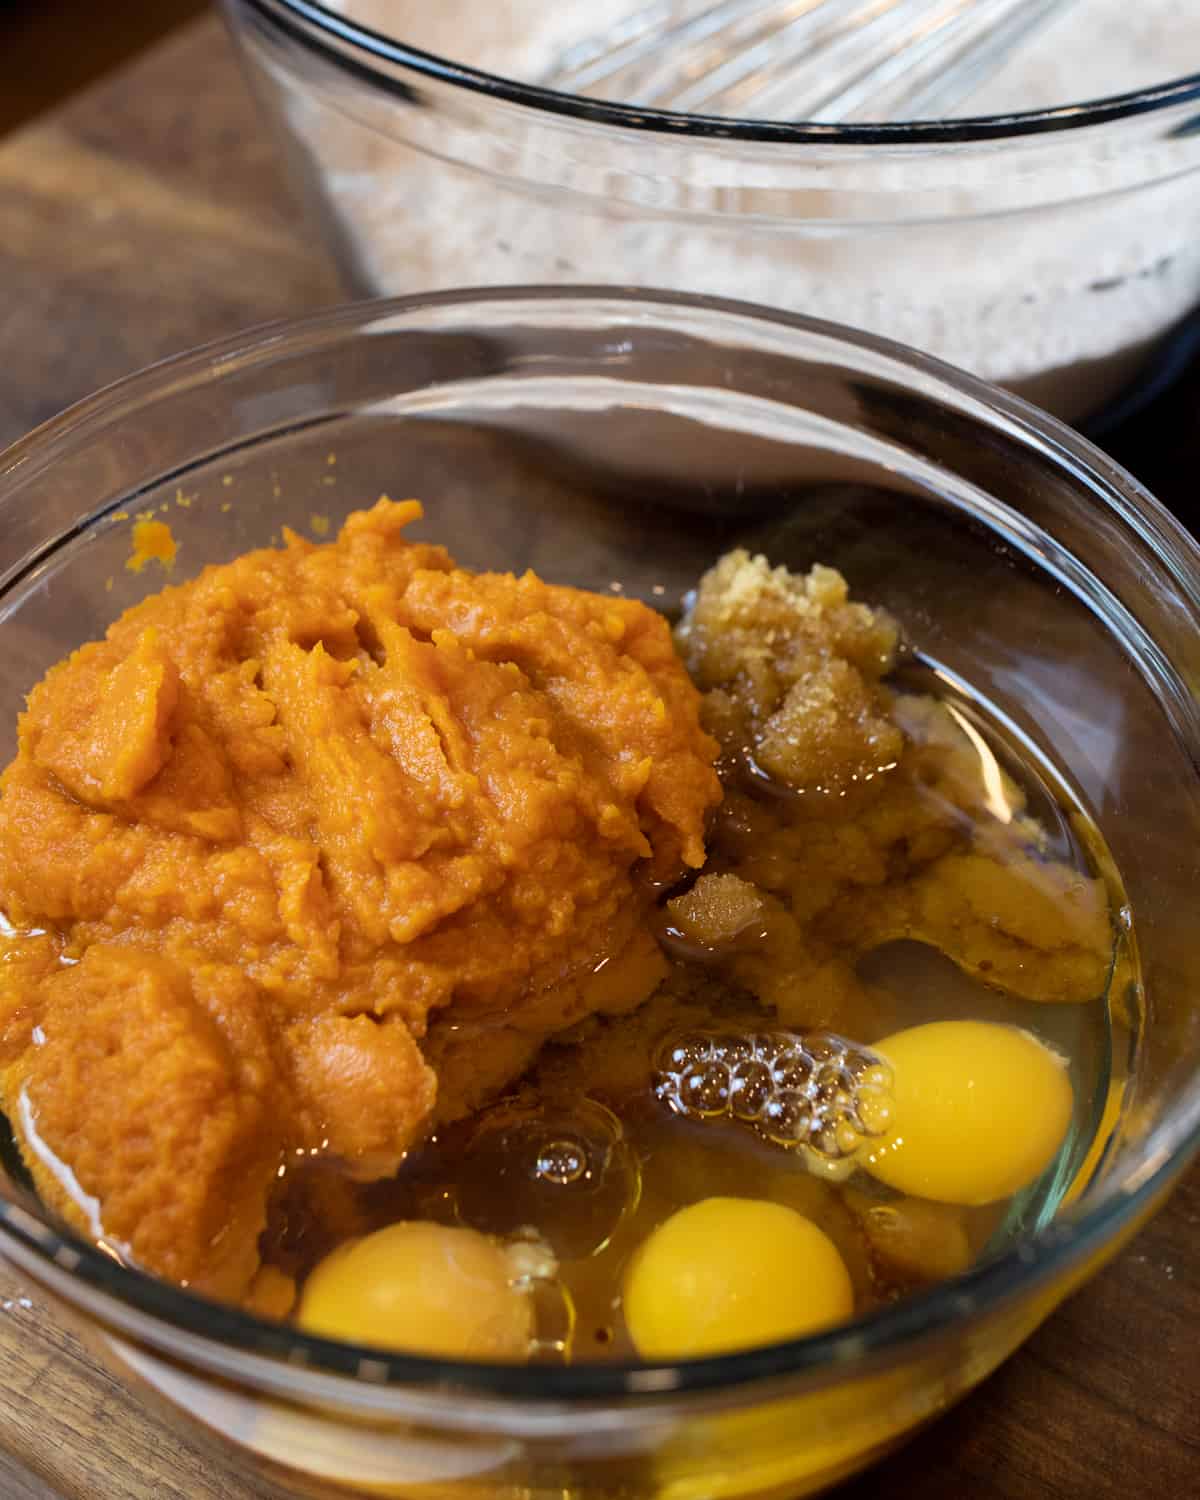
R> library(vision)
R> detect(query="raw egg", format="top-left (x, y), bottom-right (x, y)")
top-left (622, 1196), bottom-right (853, 1359)
top-left (864, 1020), bottom-right (1073, 1205)
top-left (296, 1221), bottom-right (533, 1358)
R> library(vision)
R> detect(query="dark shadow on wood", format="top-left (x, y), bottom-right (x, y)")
top-left (0, 0), bottom-right (208, 136)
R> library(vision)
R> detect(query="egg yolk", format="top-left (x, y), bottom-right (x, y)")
top-left (296, 1222), bottom-right (533, 1359)
top-left (622, 1197), bottom-right (854, 1359)
top-left (864, 1020), bottom-right (1073, 1206)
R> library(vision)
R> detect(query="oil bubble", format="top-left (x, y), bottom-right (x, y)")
top-left (453, 1098), bottom-right (640, 1259)
top-left (535, 1139), bottom-right (588, 1186)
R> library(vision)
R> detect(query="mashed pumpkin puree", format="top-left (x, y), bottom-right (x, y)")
top-left (0, 500), bottom-right (720, 1299)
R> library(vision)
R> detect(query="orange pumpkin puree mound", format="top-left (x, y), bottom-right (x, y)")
top-left (0, 499), bottom-right (720, 1301)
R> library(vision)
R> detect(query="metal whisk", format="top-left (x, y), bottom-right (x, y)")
top-left (541, 0), bottom-right (1077, 123)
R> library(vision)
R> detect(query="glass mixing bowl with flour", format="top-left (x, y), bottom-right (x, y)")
top-left (223, 0), bottom-right (1200, 422)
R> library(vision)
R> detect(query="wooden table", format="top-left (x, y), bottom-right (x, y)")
top-left (0, 17), bottom-right (1196, 1500)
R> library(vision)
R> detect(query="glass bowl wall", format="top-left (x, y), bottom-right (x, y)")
top-left (0, 289), bottom-right (1198, 1499)
top-left (223, 0), bottom-right (1200, 422)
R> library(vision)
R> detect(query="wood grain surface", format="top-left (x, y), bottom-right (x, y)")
top-left (0, 16), bottom-right (1196, 1500)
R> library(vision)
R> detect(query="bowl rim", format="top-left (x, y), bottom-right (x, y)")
top-left (233, 0), bottom-right (1200, 146)
top-left (1, 283), bottom-right (1198, 1404)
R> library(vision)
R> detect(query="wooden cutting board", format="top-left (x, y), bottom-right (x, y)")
top-left (0, 17), bottom-right (1196, 1499)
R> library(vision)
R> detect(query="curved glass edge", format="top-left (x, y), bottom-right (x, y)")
top-left (2, 1139), bottom-right (1193, 1404)
top-left (3, 284), bottom-right (1196, 590)
top-left (235, 0), bottom-right (1200, 146)
top-left (1, 285), bottom-right (1199, 1402)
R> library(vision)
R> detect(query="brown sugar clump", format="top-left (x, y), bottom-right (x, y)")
top-left (847, 1190), bottom-right (972, 1286)
top-left (676, 549), bottom-right (902, 795)
top-left (673, 559), bottom-right (1111, 1033)
top-left (666, 873), bottom-right (767, 948)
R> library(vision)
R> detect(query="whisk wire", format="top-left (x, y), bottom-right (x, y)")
top-left (672, 0), bottom-right (973, 118)
top-left (550, 0), bottom-right (794, 97)
top-left (744, 0), bottom-right (1025, 122)
top-left (896, 0), bottom-right (1073, 119)
top-left (541, 0), bottom-right (1079, 122)
top-left (664, 0), bottom-right (906, 116)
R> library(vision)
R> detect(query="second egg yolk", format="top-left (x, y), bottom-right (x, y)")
top-left (297, 1222), bottom-right (533, 1359)
top-left (865, 1020), bottom-right (1074, 1206)
top-left (622, 1197), bottom-right (854, 1359)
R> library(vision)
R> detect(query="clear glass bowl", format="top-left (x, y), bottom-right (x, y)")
top-left (220, 0), bottom-right (1200, 423)
top-left (0, 288), bottom-right (1198, 1499)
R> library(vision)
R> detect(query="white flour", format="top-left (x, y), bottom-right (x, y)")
top-left (272, 1), bottom-right (1200, 416)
